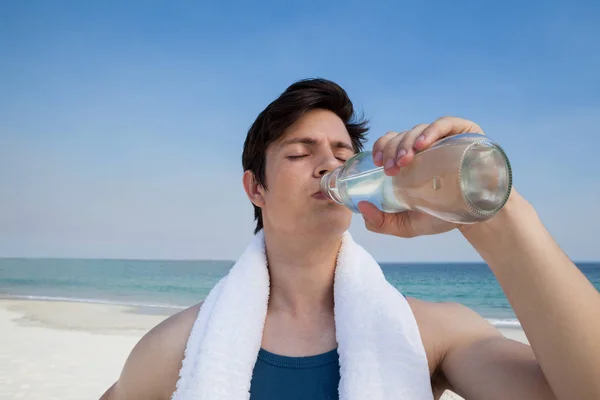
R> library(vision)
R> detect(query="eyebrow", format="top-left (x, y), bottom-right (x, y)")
top-left (280, 137), bottom-right (354, 151)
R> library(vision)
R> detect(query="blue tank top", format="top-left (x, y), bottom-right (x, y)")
top-left (249, 347), bottom-right (340, 399)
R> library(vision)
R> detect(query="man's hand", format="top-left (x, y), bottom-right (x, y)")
top-left (357, 116), bottom-right (486, 238)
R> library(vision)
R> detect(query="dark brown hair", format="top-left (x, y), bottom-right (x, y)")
top-left (242, 78), bottom-right (369, 234)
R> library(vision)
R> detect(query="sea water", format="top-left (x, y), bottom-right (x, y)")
top-left (1, 258), bottom-right (599, 328)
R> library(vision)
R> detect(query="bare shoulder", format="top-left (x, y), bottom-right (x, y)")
top-left (405, 297), bottom-right (502, 397)
top-left (406, 296), bottom-right (502, 350)
top-left (100, 301), bottom-right (203, 400)
top-left (406, 297), bottom-right (553, 400)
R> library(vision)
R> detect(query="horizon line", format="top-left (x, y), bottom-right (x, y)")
top-left (1, 256), bottom-right (598, 265)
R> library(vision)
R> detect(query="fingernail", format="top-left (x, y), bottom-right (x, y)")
top-left (396, 148), bottom-right (407, 162)
top-left (416, 134), bottom-right (426, 142)
top-left (384, 158), bottom-right (395, 170)
top-left (374, 151), bottom-right (383, 164)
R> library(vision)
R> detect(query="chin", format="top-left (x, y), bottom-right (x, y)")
top-left (265, 205), bottom-right (352, 237)
top-left (312, 211), bottom-right (352, 235)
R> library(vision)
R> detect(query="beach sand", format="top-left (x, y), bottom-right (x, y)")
top-left (0, 299), bottom-right (529, 400)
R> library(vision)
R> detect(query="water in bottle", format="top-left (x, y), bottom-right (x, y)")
top-left (319, 133), bottom-right (512, 224)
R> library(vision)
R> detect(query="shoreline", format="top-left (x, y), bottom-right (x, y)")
top-left (0, 297), bottom-right (527, 336)
top-left (0, 293), bottom-right (524, 328)
top-left (0, 298), bottom-right (529, 399)
top-left (0, 299), bottom-right (174, 335)
top-left (0, 293), bottom-right (188, 313)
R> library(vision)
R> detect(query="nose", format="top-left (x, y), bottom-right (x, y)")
top-left (314, 152), bottom-right (341, 178)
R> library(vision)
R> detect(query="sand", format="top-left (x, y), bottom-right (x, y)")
top-left (0, 299), bottom-right (529, 400)
top-left (0, 300), bottom-right (167, 400)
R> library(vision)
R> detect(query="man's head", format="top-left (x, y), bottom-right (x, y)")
top-left (242, 78), bottom-right (369, 237)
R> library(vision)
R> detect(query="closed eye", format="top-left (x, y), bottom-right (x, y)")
top-left (287, 155), bottom-right (347, 162)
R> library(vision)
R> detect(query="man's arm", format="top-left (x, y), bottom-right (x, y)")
top-left (434, 302), bottom-right (556, 399)
top-left (361, 116), bottom-right (600, 399)
top-left (408, 297), bottom-right (556, 400)
top-left (99, 303), bottom-right (201, 400)
top-left (455, 191), bottom-right (600, 400)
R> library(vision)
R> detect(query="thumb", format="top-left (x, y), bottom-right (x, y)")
top-left (358, 201), bottom-right (410, 237)
top-left (357, 201), bottom-right (387, 232)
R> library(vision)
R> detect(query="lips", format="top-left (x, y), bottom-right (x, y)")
top-left (312, 191), bottom-right (332, 201)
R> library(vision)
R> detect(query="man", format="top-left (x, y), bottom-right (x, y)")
top-left (100, 78), bottom-right (600, 399)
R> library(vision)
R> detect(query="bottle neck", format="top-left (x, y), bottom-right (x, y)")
top-left (320, 167), bottom-right (344, 205)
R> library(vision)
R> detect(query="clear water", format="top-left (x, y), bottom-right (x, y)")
top-left (1, 258), bottom-right (599, 328)
top-left (337, 167), bottom-right (393, 213)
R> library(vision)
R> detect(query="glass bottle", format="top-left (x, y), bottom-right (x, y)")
top-left (320, 133), bottom-right (512, 224)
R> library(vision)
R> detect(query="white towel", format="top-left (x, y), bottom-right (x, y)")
top-left (171, 230), bottom-right (434, 400)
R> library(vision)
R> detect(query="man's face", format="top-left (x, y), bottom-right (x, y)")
top-left (253, 109), bottom-right (356, 237)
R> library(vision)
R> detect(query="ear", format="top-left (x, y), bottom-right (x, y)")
top-left (242, 170), bottom-right (266, 208)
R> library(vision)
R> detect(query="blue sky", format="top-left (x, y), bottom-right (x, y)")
top-left (1, 1), bottom-right (599, 262)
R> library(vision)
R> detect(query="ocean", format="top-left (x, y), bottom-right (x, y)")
top-left (1, 258), bottom-right (599, 328)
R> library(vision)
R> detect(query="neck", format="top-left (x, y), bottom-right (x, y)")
top-left (262, 228), bottom-right (343, 316)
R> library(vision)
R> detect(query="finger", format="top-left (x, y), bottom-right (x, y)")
top-left (381, 132), bottom-right (407, 175)
top-left (414, 116), bottom-right (484, 151)
top-left (395, 123), bottom-right (429, 168)
top-left (358, 201), bottom-right (411, 237)
top-left (357, 201), bottom-right (388, 232)
top-left (372, 131), bottom-right (405, 167)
